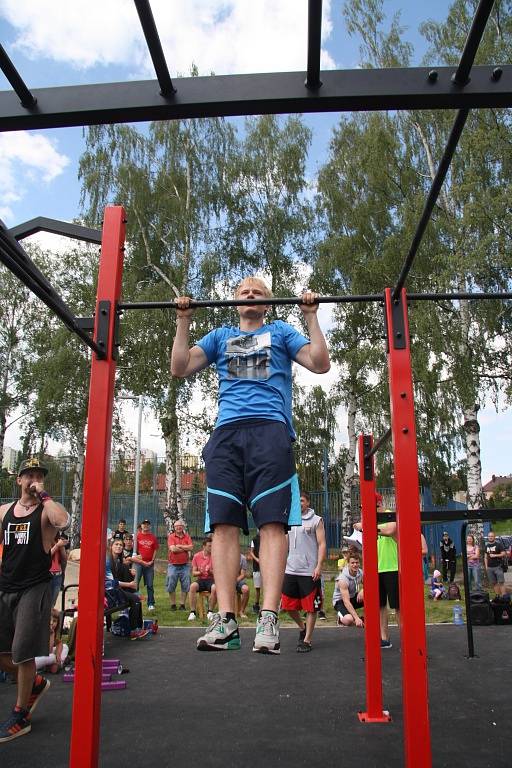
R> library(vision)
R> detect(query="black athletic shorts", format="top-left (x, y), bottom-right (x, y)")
top-left (0, 581), bottom-right (52, 664)
top-left (379, 571), bottom-right (399, 610)
top-left (281, 574), bottom-right (323, 613)
top-left (202, 419), bottom-right (300, 535)
top-left (334, 596), bottom-right (363, 616)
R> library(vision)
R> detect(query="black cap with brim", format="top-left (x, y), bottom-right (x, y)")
top-left (18, 457), bottom-right (48, 477)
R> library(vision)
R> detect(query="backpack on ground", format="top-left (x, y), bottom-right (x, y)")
top-left (447, 582), bottom-right (461, 600)
top-left (491, 594), bottom-right (512, 625)
top-left (110, 614), bottom-right (131, 637)
top-left (469, 591), bottom-right (494, 625)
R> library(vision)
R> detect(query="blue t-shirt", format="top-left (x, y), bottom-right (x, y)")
top-left (196, 320), bottom-right (309, 437)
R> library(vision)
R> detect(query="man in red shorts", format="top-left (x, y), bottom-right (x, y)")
top-left (281, 491), bottom-right (326, 652)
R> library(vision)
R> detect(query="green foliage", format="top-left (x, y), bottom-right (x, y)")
top-left (488, 482), bottom-right (512, 509)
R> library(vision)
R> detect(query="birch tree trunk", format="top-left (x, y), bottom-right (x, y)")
top-left (342, 392), bottom-right (358, 534)
top-left (162, 412), bottom-right (183, 533)
top-left (69, 440), bottom-right (85, 549)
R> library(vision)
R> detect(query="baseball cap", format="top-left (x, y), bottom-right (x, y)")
top-left (18, 457), bottom-right (48, 477)
top-left (141, 519), bottom-right (151, 524)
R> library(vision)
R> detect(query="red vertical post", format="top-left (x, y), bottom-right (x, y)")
top-left (358, 434), bottom-right (391, 723)
top-left (69, 206), bottom-right (126, 768)
top-left (385, 287), bottom-right (432, 768)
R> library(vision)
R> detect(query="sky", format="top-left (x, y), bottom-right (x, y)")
top-left (0, 0), bottom-right (510, 483)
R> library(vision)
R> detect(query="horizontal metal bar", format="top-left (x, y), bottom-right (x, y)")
top-left (392, 108), bottom-right (469, 299)
top-left (0, 44), bottom-right (36, 108)
top-left (306, 0), bottom-right (323, 90)
top-left (408, 291), bottom-right (512, 301)
top-left (364, 428), bottom-right (392, 459)
top-left (377, 508), bottom-right (512, 523)
top-left (118, 294), bottom-right (384, 310)
top-left (0, 65), bottom-right (511, 132)
top-left (119, 290), bottom-right (512, 312)
top-left (134, 0), bottom-right (175, 97)
top-left (453, 0), bottom-right (495, 85)
top-left (9, 216), bottom-right (102, 244)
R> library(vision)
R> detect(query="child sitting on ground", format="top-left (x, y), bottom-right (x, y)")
top-left (430, 569), bottom-right (445, 601)
top-left (35, 609), bottom-right (69, 673)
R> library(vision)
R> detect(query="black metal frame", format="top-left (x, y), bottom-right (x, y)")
top-left (378, 507), bottom-right (512, 660)
top-left (0, 1), bottom-right (508, 354)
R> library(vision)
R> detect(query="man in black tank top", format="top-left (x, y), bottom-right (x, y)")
top-left (0, 457), bottom-right (69, 742)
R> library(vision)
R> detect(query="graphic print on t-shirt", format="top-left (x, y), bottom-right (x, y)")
top-left (4, 521), bottom-right (31, 545)
top-left (225, 332), bottom-right (271, 380)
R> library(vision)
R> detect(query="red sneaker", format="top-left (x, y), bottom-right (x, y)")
top-left (130, 629), bottom-right (150, 641)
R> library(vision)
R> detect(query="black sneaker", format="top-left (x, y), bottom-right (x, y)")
top-left (318, 610), bottom-right (327, 620)
top-left (0, 708), bottom-right (31, 742)
top-left (179, 604), bottom-right (186, 610)
top-left (297, 640), bottom-right (312, 653)
top-left (27, 675), bottom-right (50, 715)
top-left (170, 604), bottom-right (177, 611)
top-left (252, 603), bottom-right (260, 614)
top-left (380, 639), bottom-right (392, 649)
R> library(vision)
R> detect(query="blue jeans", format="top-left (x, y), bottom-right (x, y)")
top-left (50, 572), bottom-right (63, 607)
top-left (135, 563), bottom-right (155, 606)
top-left (166, 564), bottom-right (191, 595)
top-left (468, 565), bottom-right (481, 591)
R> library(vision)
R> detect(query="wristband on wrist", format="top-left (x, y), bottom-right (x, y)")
top-left (38, 491), bottom-right (52, 503)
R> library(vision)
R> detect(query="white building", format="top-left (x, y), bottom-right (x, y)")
top-left (2, 446), bottom-right (18, 473)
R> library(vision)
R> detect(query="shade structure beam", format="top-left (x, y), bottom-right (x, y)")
top-left (133, 0), bottom-right (176, 97)
top-left (306, 0), bottom-right (323, 90)
top-left (0, 43), bottom-right (36, 108)
top-left (453, 0), bottom-right (495, 85)
top-left (0, 222), bottom-right (104, 357)
top-left (0, 65), bottom-right (510, 132)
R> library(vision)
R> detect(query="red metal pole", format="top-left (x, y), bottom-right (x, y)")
top-left (385, 287), bottom-right (432, 768)
top-left (69, 206), bottom-right (126, 768)
top-left (357, 434), bottom-right (391, 723)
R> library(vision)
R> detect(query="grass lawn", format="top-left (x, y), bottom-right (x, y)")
top-left (141, 563), bottom-right (467, 627)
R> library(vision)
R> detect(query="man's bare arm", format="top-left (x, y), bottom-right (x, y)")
top-left (170, 298), bottom-right (209, 378)
top-left (294, 293), bottom-right (330, 374)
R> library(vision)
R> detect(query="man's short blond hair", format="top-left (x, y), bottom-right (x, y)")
top-left (234, 277), bottom-right (273, 299)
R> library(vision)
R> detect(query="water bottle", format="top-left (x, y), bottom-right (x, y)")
top-left (453, 604), bottom-right (464, 625)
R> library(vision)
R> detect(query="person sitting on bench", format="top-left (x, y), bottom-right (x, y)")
top-left (188, 536), bottom-right (216, 621)
top-left (106, 536), bottom-right (149, 640)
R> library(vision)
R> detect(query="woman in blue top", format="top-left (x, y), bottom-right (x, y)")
top-left (171, 277), bottom-right (330, 655)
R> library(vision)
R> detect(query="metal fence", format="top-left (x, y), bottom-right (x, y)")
top-left (1, 453), bottom-right (497, 560)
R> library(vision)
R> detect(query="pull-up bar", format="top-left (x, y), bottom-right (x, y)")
top-left (118, 290), bottom-right (512, 312)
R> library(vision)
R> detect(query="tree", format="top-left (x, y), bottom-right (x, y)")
top-left (222, 114), bottom-right (314, 298)
top-left (0, 266), bottom-right (30, 469)
top-left (335, 0), bottom-right (512, 524)
top-left (79, 114), bottom-right (236, 529)
top-left (15, 242), bottom-right (101, 546)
